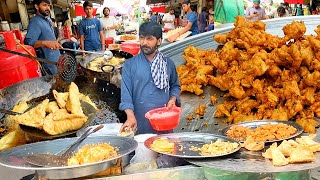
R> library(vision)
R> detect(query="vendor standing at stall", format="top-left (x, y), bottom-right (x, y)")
top-left (162, 8), bottom-right (175, 30)
top-left (245, 0), bottom-right (266, 22)
top-left (100, 7), bottom-right (118, 39)
top-left (24, 0), bottom-right (61, 75)
top-left (119, 22), bottom-right (181, 134)
top-left (167, 0), bottom-right (199, 42)
top-left (79, 1), bottom-right (105, 56)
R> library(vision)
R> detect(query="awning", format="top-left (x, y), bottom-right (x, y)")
top-left (150, 6), bottom-right (166, 13)
top-left (284, 0), bottom-right (305, 4)
top-left (146, 0), bottom-right (170, 5)
top-left (75, 5), bottom-right (98, 16)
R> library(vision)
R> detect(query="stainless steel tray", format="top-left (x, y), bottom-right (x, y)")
top-left (144, 132), bottom-right (241, 159)
top-left (0, 136), bottom-right (137, 179)
top-left (220, 120), bottom-right (304, 143)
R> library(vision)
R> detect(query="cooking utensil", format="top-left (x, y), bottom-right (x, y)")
top-left (220, 120), bottom-right (304, 143)
top-left (19, 100), bottom-right (97, 141)
top-left (144, 132), bottom-right (241, 159)
top-left (23, 124), bottom-right (104, 167)
top-left (62, 48), bottom-right (113, 59)
top-left (0, 47), bottom-right (56, 65)
top-left (0, 136), bottom-right (138, 180)
top-left (0, 108), bottom-right (21, 116)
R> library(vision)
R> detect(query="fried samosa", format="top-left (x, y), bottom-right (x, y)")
top-left (66, 82), bottom-right (84, 115)
top-left (288, 145), bottom-right (315, 163)
top-left (12, 99), bottom-right (49, 129)
top-left (43, 109), bottom-right (87, 135)
top-left (53, 90), bottom-right (68, 109)
top-left (45, 101), bottom-right (60, 113)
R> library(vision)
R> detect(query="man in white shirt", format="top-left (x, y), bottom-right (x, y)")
top-left (100, 7), bottom-right (118, 38)
top-left (162, 8), bottom-right (175, 30)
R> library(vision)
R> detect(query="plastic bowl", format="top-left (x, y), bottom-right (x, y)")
top-left (145, 107), bottom-right (181, 131)
top-left (120, 43), bottom-right (140, 56)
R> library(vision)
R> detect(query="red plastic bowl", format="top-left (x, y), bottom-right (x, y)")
top-left (120, 43), bottom-right (140, 56)
top-left (145, 107), bottom-right (181, 131)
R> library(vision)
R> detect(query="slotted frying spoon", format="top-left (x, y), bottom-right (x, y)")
top-left (23, 124), bottom-right (103, 167)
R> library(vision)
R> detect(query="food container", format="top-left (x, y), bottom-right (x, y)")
top-left (120, 43), bottom-right (140, 56)
top-left (145, 107), bottom-right (181, 131)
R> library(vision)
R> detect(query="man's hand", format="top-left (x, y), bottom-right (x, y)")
top-left (43, 41), bottom-right (62, 50)
top-left (167, 33), bottom-right (179, 42)
top-left (166, 96), bottom-right (177, 110)
top-left (120, 116), bottom-right (137, 132)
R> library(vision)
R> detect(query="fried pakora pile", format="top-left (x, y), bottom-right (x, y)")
top-left (177, 16), bottom-right (320, 133)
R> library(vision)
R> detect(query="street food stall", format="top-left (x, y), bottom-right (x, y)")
top-left (1, 15), bottom-right (320, 179)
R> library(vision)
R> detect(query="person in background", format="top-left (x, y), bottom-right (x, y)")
top-left (209, 7), bottom-right (214, 15)
top-left (51, 18), bottom-right (59, 39)
top-left (304, 4), bottom-right (311, 16)
top-left (245, 0), bottom-right (266, 21)
top-left (162, 8), bottom-right (175, 30)
top-left (296, 4), bottom-right (303, 16)
top-left (150, 12), bottom-right (157, 23)
top-left (119, 21), bottom-right (180, 134)
top-left (167, 0), bottom-right (199, 42)
top-left (79, 1), bottom-right (105, 56)
top-left (100, 7), bottom-right (118, 39)
top-left (283, 2), bottom-right (291, 15)
top-left (199, 7), bottom-right (208, 33)
top-left (206, 14), bottom-right (214, 31)
top-left (266, 6), bottom-right (288, 19)
top-left (25, 0), bottom-right (61, 75)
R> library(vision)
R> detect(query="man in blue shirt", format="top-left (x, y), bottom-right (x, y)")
top-left (119, 22), bottom-right (181, 134)
top-left (79, 1), bottom-right (105, 56)
top-left (24, 0), bottom-right (61, 75)
top-left (168, 0), bottom-right (199, 42)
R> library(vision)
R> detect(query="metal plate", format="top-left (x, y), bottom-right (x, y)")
top-left (144, 132), bottom-right (241, 159)
top-left (0, 136), bottom-right (137, 179)
top-left (221, 120), bottom-right (304, 143)
top-left (19, 100), bottom-right (97, 141)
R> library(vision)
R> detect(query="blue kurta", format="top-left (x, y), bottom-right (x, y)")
top-left (119, 53), bottom-right (181, 134)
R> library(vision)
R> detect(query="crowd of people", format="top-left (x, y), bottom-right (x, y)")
top-left (245, 0), bottom-right (317, 21)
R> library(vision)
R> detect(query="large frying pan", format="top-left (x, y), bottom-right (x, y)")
top-left (78, 50), bottom-right (133, 88)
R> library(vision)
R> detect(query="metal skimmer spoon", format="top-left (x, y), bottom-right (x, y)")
top-left (23, 124), bottom-right (104, 167)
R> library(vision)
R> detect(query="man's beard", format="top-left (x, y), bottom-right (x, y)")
top-left (104, 13), bottom-right (109, 17)
top-left (141, 44), bottom-right (158, 55)
top-left (254, 6), bottom-right (259, 9)
top-left (39, 8), bottom-right (50, 16)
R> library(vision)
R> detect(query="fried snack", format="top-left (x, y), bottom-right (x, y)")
top-left (271, 147), bottom-right (289, 166)
top-left (249, 123), bottom-right (297, 142)
top-left (262, 143), bottom-right (277, 159)
top-left (12, 99), bottom-right (49, 129)
top-left (45, 101), bottom-right (60, 113)
top-left (243, 136), bottom-right (264, 151)
top-left (120, 34), bottom-right (136, 41)
top-left (166, 27), bottom-right (191, 41)
top-left (43, 109), bottom-right (87, 135)
top-left (210, 95), bottom-right (218, 104)
top-left (53, 90), bottom-right (68, 109)
top-left (150, 138), bottom-right (175, 153)
top-left (277, 140), bottom-right (298, 157)
top-left (66, 82), bottom-right (84, 116)
top-left (226, 125), bottom-right (253, 141)
top-left (12, 101), bottom-right (29, 113)
top-left (194, 104), bottom-right (206, 116)
top-left (295, 134), bottom-right (320, 152)
top-left (288, 145), bottom-right (315, 163)
top-left (194, 140), bottom-right (239, 156)
top-left (68, 143), bottom-right (118, 166)
top-left (0, 128), bottom-right (26, 151)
